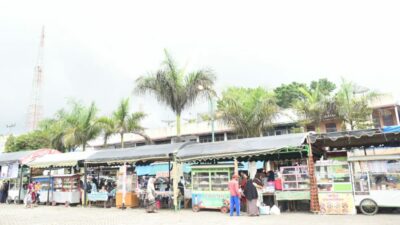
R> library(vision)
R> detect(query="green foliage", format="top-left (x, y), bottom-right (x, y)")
top-left (109, 98), bottom-right (149, 148)
top-left (310, 78), bottom-right (336, 95)
top-left (218, 87), bottom-right (279, 137)
top-left (274, 82), bottom-right (308, 108)
top-left (135, 49), bottom-right (216, 135)
top-left (4, 131), bottom-right (51, 152)
top-left (293, 84), bottom-right (330, 131)
top-left (335, 79), bottom-right (379, 130)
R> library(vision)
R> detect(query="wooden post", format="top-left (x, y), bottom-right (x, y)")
top-left (83, 163), bottom-right (87, 207)
top-left (47, 166), bottom-right (52, 205)
top-left (307, 136), bottom-right (320, 213)
top-left (18, 165), bottom-right (24, 203)
top-left (234, 157), bottom-right (238, 175)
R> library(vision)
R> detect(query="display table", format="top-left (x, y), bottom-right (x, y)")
top-left (262, 192), bottom-right (278, 206)
top-left (88, 192), bottom-right (109, 208)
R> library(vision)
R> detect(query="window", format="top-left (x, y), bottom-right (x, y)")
top-left (199, 135), bottom-right (212, 143)
top-left (193, 172), bottom-right (210, 191)
top-left (383, 110), bottom-right (395, 126)
top-left (325, 123), bottom-right (337, 133)
top-left (306, 125), bottom-right (315, 132)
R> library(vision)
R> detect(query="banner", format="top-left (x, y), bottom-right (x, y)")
top-left (0, 165), bottom-right (8, 179)
top-left (7, 163), bottom-right (19, 178)
top-left (318, 193), bottom-right (356, 215)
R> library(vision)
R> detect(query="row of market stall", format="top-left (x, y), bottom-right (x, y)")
top-left (1, 126), bottom-right (399, 215)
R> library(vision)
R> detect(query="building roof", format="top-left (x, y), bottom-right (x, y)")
top-left (176, 133), bottom-right (308, 162)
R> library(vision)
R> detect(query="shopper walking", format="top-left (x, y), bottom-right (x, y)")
top-left (228, 174), bottom-right (241, 216)
top-left (244, 179), bottom-right (259, 216)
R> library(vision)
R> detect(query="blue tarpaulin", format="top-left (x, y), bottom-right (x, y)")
top-left (383, 126), bottom-right (400, 133)
top-left (136, 163), bottom-right (191, 176)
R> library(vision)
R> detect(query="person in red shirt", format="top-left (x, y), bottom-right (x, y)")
top-left (228, 174), bottom-right (241, 216)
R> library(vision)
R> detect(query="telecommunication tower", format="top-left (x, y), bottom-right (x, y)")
top-left (27, 26), bottom-right (45, 131)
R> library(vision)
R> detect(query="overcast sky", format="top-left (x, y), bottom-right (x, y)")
top-left (1, 0), bottom-right (400, 135)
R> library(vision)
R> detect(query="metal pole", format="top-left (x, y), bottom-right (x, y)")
top-left (84, 163), bottom-right (87, 207)
top-left (18, 165), bottom-right (23, 203)
top-left (210, 97), bottom-right (215, 142)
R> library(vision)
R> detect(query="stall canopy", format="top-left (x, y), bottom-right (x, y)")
top-left (85, 142), bottom-right (189, 165)
top-left (0, 149), bottom-right (61, 166)
top-left (176, 133), bottom-right (309, 162)
top-left (28, 151), bottom-right (95, 168)
top-left (309, 129), bottom-right (400, 149)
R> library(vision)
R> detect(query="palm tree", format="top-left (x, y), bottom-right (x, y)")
top-left (335, 79), bottom-right (379, 130)
top-left (218, 87), bottom-right (278, 137)
top-left (62, 102), bottom-right (101, 151)
top-left (293, 85), bottom-right (329, 132)
top-left (135, 49), bottom-right (216, 137)
top-left (113, 98), bottom-right (149, 148)
top-left (97, 117), bottom-right (116, 148)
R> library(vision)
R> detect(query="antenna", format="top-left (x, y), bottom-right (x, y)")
top-left (27, 26), bottom-right (45, 131)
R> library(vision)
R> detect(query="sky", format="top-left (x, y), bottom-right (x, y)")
top-left (1, 0), bottom-right (400, 135)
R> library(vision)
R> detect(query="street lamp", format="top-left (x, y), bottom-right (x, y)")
top-left (198, 85), bottom-right (215, 142)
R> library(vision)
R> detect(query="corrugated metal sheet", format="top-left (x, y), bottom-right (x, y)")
top-left (176, 133), bottom-right (308, 162)
top-left (85, 142), bottom-right (188, 164)
top-left (0, 150), bottom-right (36, 165)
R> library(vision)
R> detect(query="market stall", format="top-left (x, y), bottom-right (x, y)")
top-left (176, 133), bottom-right (317, 213)
top-left (0, 149), bottom-right (60, 204)
top-left (310, 128), bottom-right (400, 215)
top-left (28, 151), bottom-right (94, 205)
top-left (85, 143), bottom-right (189, 209)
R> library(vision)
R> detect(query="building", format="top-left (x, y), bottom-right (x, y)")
top-left (88, 95), bottom-right (400, 150)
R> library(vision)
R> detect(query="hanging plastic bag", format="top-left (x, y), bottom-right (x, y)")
top-left (270, 205), bottom-right (281, 215)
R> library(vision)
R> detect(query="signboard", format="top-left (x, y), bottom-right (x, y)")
top-left (318, 193), bottom-right (356, 215)
top-left (0, 163), bottom-right (19, 179)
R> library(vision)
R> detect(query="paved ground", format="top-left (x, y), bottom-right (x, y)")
top-left (0, 204), bottom-right (399, 225)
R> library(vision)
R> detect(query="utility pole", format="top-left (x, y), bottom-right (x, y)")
top-left (27, 26), bottom-right (45, 131)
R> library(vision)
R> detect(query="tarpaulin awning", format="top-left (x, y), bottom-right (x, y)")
top-left (0, 149), bottom-right (61, 166)
top-left (28, 151), bottom-right (94, 168)
top-left (383, 126), bottom-right (400, 134)
top-left (136, 162), bottom-right (191, 176)
top-left (176, 133), bottom-right (308, 162)
top-left (85, 142), bottom-right (189, 165)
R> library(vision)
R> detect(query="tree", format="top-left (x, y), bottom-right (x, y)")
top-left (112, 98), bottom-right (149, 148)
top-left (135, 49), bottom-right (216, 137)
top-left (97, 117), bottom-right (116, 148)
top-left (310, 78), bottom-right (336, 95)
top-left (293, 84), bottom-right (330, 131)
top-left (61, 101), bottom-right (101, 151)
top-left (274, 82), bottom-right (308, 108)
top-left (4, 131), bottom-right (51, 152)
top-left (335, 79), bottom-right (379, 130)
top-left (218, 87), bottom-right (279, 137)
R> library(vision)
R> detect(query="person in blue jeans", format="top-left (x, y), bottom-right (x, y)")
top-left (228, 174), bottom-right (241, 216)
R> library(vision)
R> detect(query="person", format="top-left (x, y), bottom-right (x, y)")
top-left (177, 177), bottom-right (185, 209)
top-left (0, 180), bottom-right (4, 204)
top-left (34, 182), bottom-right (41, 204)
top-left (240, 173), bottom-right (248, 212)
top-left (267, 170), bottom-right (275, 182)
top-left (228, 174), bottom-right (241, 217)
top-left (253, 178), bottom-right (264, 209)
top-left (244, 179), bottom-right (259, 216)
top-left (146, 177), bottom-right (157, 213)
top-left (0, 181), bottom-right (9, 203)
top-left (99, 185), bottom-right (107, 193)
top-left (24, 183), bottom-right (34, 208)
